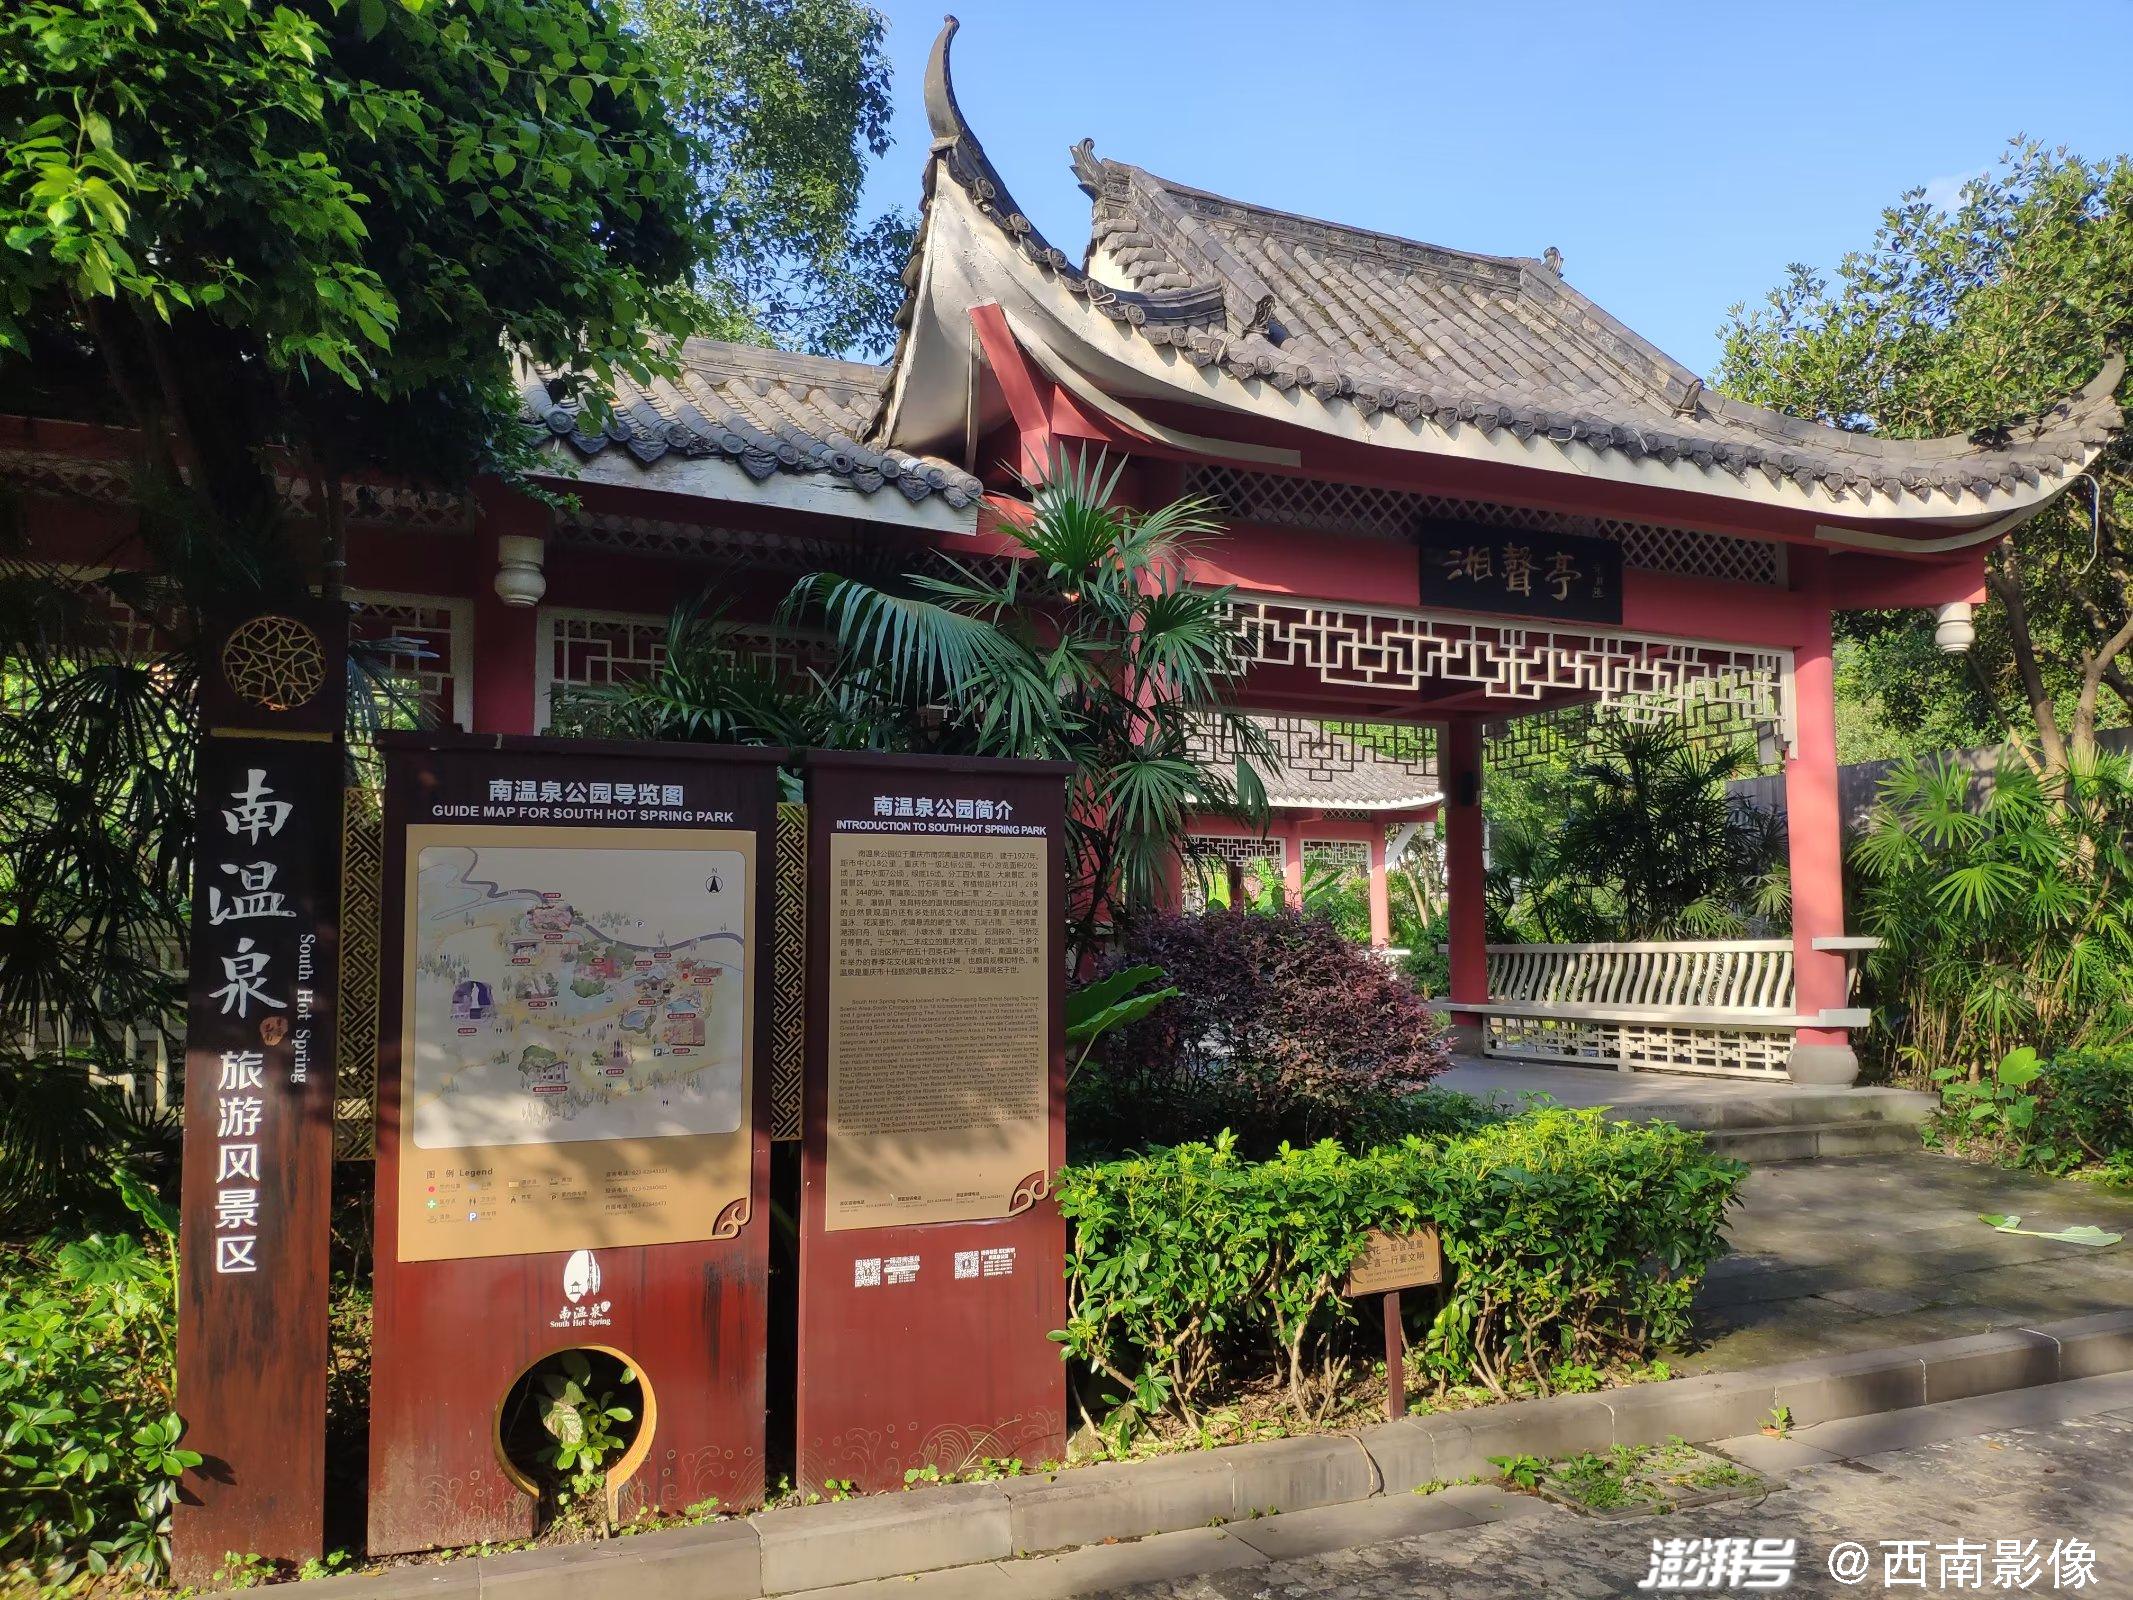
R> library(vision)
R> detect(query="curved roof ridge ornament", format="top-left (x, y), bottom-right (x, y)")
top-left (923, 15), bottom-right (970, 148)
top-left (917, 16), bottom-right (1227, 334)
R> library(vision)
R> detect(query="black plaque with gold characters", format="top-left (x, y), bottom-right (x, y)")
top-left (172, 602), bottom-right (348, 1583)
top-left (1419, 519), bottom-right (1623, 625)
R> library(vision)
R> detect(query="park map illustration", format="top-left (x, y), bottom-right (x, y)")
top-left (408, 843), bottom-right (747, 1149)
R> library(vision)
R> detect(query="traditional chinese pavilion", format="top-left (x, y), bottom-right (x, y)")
top-left (7, 18), bottom-right (2120, 1093)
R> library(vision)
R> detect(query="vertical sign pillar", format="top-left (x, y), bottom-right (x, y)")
top-left (798, 752), bottom-right (1073, 1491)
top-left (174, 605), bottom-right (348, 1583)
top-left (366, 735), bottom-right (780, 1555)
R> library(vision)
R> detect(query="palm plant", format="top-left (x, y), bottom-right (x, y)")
top-left (1488, 720), bottom-right (1788, 942)
top-left (1852, 747), bottom-right (2133, 1079)
top-left (0, 538), bottom-right (429, 1233)
top-left (789, 454), bottom-right (1273, 956)
top-left (602, 452), bottom-right (1274, 958)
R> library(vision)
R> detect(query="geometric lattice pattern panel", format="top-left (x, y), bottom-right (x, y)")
top-left (1485, 1015), bottom-right (1791, 1079)
top-left (541, 610), bottom-right (836, 734)
top-left (349, 595), bottom-right (462, 730)
top-left (1186, 463), bottom-right (1783, 587)
top-left (1301, 838), bottom-right (1369, 878)
top-left (1484, 686), bottom-right (1790, 783)
top-left (771, 801), bottom-right (806, 1143)
top-left (1181, 832), bottom-right (1285, 911)
top-left (1226, 598), bottom-right (1793, 749)
top-left (1191, 714), bottom-right (1437, 786)
top-left (543, 612), bottom-right (670, 733)
top-left (335, 788), bottom-right (384, 1159)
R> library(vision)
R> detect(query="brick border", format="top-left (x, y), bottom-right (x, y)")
top-left (231, 1312), bottom-right (2133, 1600)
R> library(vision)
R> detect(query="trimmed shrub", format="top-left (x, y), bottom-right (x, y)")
top-left (1054, 1108), bottom-right (1744, 1427)
top-left (1075, 908), bottom-right (1452, 1157)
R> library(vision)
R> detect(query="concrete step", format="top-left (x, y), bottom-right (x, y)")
top-left (1702, 1120), bottom-right (1924, 1163)
top-left (1615, 1086), bottom-right (1935, 1134)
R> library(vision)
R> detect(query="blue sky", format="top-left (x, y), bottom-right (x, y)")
top-left (855, 1), bottom-right (2133, 381)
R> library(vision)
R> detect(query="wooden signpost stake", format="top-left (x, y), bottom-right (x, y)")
top-left (172, 604), bottom-right (348, 1583)
top-left (1342, 1226), bottom-right (1445, 1423)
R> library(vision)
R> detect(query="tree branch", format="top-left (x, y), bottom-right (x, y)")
top-left (1986, 562), bottom-right (2068, 772)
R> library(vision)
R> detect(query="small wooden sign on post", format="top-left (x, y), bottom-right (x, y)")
top-left (1342, 1226), bottom-right (1444, 1421)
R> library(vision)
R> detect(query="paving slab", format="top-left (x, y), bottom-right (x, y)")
top-left (1005, 1527), bottom-right (1265, 1598)
top-left (1683, 1150), bottom-right (2133, 1377)
top-left (1099, 1387), bottom-right (2133, 1600)
top-left (1704, 1429), bottom-right (1843, 1473)
top-left (1222, 1493), bottom-right (1487, 1561)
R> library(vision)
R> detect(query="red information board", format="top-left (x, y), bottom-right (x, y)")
top-left (367, 735), bottom-right (780, 1554)
top-left (796, 752), bottom-right (1072, 1491)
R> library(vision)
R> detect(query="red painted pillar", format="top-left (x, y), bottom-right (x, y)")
top-left (1443, 719), bottom-right (1488, 1053)
top-left (1280, 816), bottom-right (1306, 908)
top-left (1366, 827), bottom-right (1392, 948)
top-left (1783, 557), bottom-right (1859, 1084)
top-left (470, 481), bottom-right (545, 735)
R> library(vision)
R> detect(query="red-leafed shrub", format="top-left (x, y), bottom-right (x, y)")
top-left (1075, 908), bottom-right (1455, 1158)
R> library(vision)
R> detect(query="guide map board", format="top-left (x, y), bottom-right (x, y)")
top-left (396, 826), bottom-right (754, 1260)
top-left (367, 735), bottom-right (779, 1556)
top-left (797, 752), bottom-right (1072, 1492)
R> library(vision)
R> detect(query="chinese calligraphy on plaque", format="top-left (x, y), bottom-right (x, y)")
top-left (1419, 522), bottom-right (1622, 624)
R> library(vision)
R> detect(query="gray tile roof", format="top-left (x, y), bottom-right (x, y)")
top-left (1195, 717), bottom-right (1441, 812)
top-left (910, 18), bottom-right (2121, 512)
top-left (527, 341), bottom-right (982, 509)
top-left (1263, 749), bottom-right (1440, 812)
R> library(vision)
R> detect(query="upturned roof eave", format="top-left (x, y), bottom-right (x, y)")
top-left (878, 17), bottom-right (2121, 542)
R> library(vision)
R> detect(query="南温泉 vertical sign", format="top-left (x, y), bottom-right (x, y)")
top-left (173, 605), bottom-right (348, 1584)
top-left (798, 752), bottom-right (1072, 1492)
top-left (367, 736), bottom-right (780, 1556)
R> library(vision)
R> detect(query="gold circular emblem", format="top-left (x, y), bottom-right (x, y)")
top-left (220, 613), bottom-right (328, 712)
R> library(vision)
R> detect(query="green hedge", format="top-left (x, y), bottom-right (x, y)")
top-left (1054, 1108), bottom-right (1745, 1426)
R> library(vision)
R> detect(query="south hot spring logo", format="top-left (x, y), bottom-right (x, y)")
top-left (551, 1248), bottom-right (613, 1330)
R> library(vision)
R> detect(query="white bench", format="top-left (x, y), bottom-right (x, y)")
top-left (1434, 938), bottom-right (1876, 1079)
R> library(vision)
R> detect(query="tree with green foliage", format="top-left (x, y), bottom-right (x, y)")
top-left (0, 0), bottom-right (908, 1226)
top-left (1851, 748), bottom-right (2133, 1080)
top-left (1716, 139), bottom-right (2133, 772)
top-left (3, 0), bottom-right (715, 541)
top-left (627, 0), bottom-right (913, 355)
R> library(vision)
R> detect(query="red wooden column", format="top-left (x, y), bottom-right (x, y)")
top-left (1366, 827), bottom-right (1392, 948)
top-left (1783, 557), bottom-right (1859, 1084)
top-left (1279, 815), bottom-right (1306, 907)
top-left (1441, 719), bottom-right (1488, 1053)
top-left (470, 480), bottom-right (545, 735)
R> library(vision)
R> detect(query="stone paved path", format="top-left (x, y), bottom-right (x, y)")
top-left (1690, 1154), bottom-right (2133, 1374)
top-left (1076, 1377), bottom-right (2133, 1600)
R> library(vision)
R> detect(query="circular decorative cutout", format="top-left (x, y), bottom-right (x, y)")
top-left (221, 614), bottom-right (328, 712)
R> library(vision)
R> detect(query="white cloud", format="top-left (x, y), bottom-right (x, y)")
top-left (1921, 168), bottom-right (1985, 214)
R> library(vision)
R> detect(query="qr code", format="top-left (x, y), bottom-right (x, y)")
top-left (852, 1256), bottom-right (882, 1288)
top-left (954, 1251), bottom-right (980, 1280)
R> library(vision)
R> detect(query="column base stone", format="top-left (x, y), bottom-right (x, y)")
top-left (1445, 1019), bottom-right (1485, 1057)
top-left (1787, 1042), bottom-right (1861, 1086)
